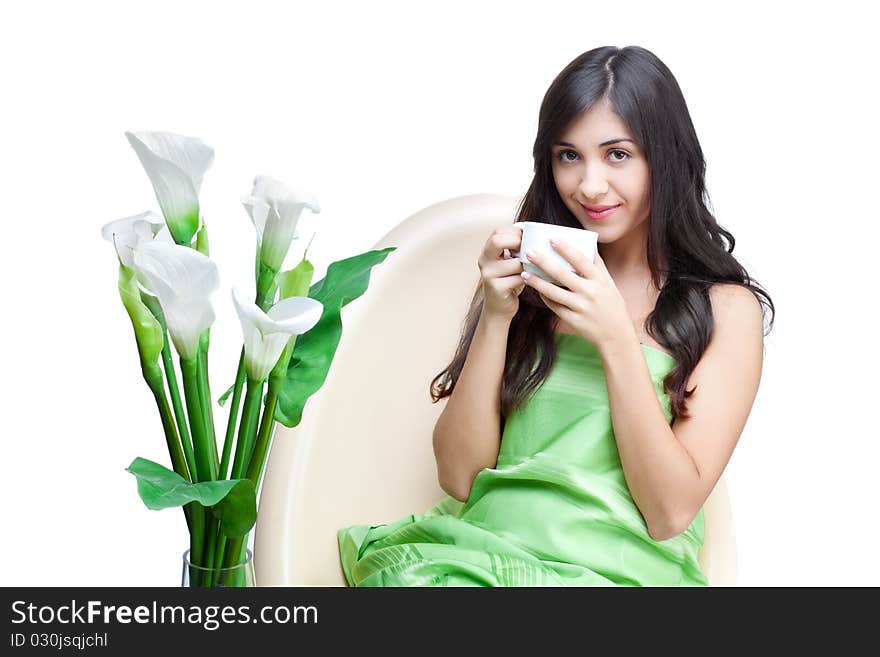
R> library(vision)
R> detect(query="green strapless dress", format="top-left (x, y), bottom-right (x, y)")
top-left (337, 332), bottom-right (708, 586)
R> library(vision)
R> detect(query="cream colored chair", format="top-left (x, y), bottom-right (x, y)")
top-left (254, 194), bottom-right (738, 586)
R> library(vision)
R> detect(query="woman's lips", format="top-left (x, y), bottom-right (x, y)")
top-left (582, 204), bottom-right (619, 219)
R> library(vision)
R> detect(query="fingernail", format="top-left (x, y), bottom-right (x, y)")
top-left (526, 249), bottom-right (537, 259)
top-left (549, 238), bottom-right (558, 246)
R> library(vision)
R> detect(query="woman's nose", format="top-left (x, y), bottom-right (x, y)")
top-left (578, 174), bottom-right (609, 200)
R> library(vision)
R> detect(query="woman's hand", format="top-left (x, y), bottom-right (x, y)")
top-left (520, 239), bottom-right (632, 349)
top-left (478, 225), bottom-right (526, 322)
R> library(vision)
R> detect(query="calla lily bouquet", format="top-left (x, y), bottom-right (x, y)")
top-left (103, 131), bottom-right (394, 586)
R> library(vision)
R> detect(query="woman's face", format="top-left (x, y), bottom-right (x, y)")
top-left (550, 100), bottom-right (651, 244)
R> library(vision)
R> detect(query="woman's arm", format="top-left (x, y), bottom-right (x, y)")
top-left (432, 309), bottom-right (511, 502)
top-left (599, 284), bottom-right (764, 540)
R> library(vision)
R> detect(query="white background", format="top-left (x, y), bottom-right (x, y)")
top-left (1, 0), bottom-right (877, 586)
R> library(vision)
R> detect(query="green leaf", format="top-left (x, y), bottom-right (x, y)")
top-left (209, 481), bottom-right (256, 537)
top-left (218, 384), bottom-right (234, 407)
top-left (274, 247), bottom-right (396, 427)
top-left (126, 457), bottom-right (256, 537)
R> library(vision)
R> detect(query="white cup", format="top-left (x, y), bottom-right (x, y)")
top-left (510, 221), bottom-right (599, 285)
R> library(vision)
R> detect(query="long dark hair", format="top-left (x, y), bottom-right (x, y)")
top-left (430, 45), bottom-right (775, 423)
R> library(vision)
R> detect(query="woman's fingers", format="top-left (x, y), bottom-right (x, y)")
top-left (522, 267), bottom-right (577, 308)
top-left (522, 247), bottom-right (583, 290)
top-left (479, 226), bottom-right (523, 267)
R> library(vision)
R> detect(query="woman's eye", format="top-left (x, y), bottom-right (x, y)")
top-left (556, 149), bottom-right (630, 164)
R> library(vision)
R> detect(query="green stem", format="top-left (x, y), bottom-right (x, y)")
top-left (202, 519), bottom-right (218, 587)
top-left (230, 378), bottom-right (263, 480)
top-left (204, 350), bottom-right (220, 472)
top-left (219, 531), bottom-right (251, 586)
top-left (244, 384), bottom-right (279, 487)
top-left (219, 349), bottom-right (247, 480)
top-left (221, 383), bottom-right (280, 578)
top-left (196, 338), bottom-right (220, 585)
top-left (150, 386), bottom-right (191, 484)
top-left (161, 333), bottom-right (197, 481)
top-left (221, 533), bottom-right (247, 573)
top-left (212, 528), bottom-right (227, 575)
top-left (180, 357), bottom-right (213, 483)
top-left (213, 528), bottom-right (251, 586)
top-left (196, 344), bottom-right (218, 480)
top-left (148, 379), bottom-right (192, 535)
top-left (188, 503), bottom-right (205, 576)
top-left (216, 378), bottom-right (263, 581)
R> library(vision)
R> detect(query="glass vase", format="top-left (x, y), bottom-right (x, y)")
top-left (181, 549), bottom-right (255, 587)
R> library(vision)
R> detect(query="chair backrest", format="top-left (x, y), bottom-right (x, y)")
top-left (254, 194), bottom-right (738, 586)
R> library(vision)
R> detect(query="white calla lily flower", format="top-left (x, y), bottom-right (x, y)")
top-left (241, 175), bottom-right (320, 272)
top-left (102, 211), bottom-right (176, 296)
top-left (101, 211), bottom-right (166, 268)
top-left (131, 241), bottom-right (220, 361)
top-left (231, 287), bottom-right (323, 382)
top-left (125, 131), bottom-right (215, 246)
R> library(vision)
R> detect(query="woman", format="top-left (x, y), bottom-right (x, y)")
top-left (337, 45), bottom-right (775, 586)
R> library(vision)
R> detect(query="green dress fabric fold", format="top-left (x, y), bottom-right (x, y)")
top-left (337, 332), bottom-right (708, 586)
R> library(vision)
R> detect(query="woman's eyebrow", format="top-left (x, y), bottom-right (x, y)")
top-left (554, 138), bottom-right (635, 148)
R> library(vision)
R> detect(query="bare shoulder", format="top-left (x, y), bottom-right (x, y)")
top-left (699, 283), bottom-right (765, 382)
top-left (708, 281), bottom-right (760, 305)
top-left (708, 283), bottom-right (765, 340)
